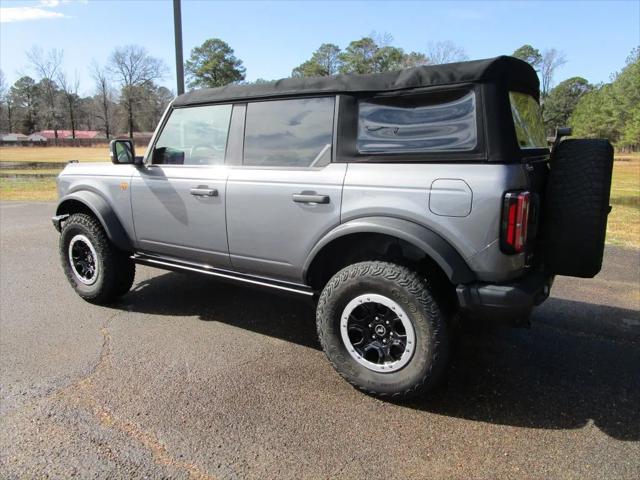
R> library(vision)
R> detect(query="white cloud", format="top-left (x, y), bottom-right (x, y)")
top-left (40, 0), bottom-right (62, 7)
top-left (0, 7), bottom-right (66, 23)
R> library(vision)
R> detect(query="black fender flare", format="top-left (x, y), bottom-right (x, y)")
top-left (303, 216), bottom-right (475, 285)
top-left (55, 190), bottom-right (133, 252)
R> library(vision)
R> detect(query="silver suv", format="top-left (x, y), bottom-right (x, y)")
top-left (53, 56), bottom-right (614, 398)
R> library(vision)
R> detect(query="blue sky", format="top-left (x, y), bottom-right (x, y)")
top-left (1, 0), bottom-right (638, 96)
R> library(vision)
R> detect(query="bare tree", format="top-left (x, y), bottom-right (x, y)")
top-left (0, 70), bottom-right (5, 99)
top-left (426, 41), bottom-right (469, 65)
top-left (369, 31), bottom-right (394, 48)
top-left (540, 48), bottom-right (567, 99)
top-left (108, 45), bottom-right (166, 138)
top-left (27, 46), bottom-right (63, 138)
top-left (57, 71), bottom-right (80, 139)
top-left (90, 61), bottom-right (115, 139)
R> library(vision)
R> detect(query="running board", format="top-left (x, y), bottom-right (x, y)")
top-left (131, 253), bottom-right (315, 297)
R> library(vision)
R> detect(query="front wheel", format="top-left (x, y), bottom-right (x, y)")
top-left (316, 261), bottom-right (449, 399)
top-left (59, 213), bottom-right (135, 305)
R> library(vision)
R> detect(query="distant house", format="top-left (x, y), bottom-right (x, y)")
top-left (1, 133), bottom-right (29, 142)
top-left (27, 133), bottom-right (48, 142)
top-left (37, 130), bottom-right (104, 139)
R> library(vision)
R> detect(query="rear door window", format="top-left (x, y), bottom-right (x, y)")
top-left (509, 92), bottom-right (548, 149)
top-left (243, 97), bottom-right (335, 167)
top-left (153, 104), bottom-right (232, 165)
top-left (357, 90), bottom-right (477, 154)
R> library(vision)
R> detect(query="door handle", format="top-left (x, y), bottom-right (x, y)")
top-left (292, 193), bottom-right (330, 204)
top-left (190, 187), bottom-right (218, 197)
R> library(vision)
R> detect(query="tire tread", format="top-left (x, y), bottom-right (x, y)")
top-left (60, 213), bottom-right (135, 304)
top-left (316, 261), bottom-right (448, 399)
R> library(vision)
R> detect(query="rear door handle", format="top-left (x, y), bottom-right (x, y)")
top-left (292, 193), bottom-right (330, 204)
top-left (190, 187), bottom-right (218, 197)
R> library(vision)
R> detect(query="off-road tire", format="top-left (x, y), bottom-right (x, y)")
top-left (316, 261), bottom-right (449, 399)
top-left (60, 213), bottom-right (135, 304)
top-left (542, 139), bottom-right (614, 278)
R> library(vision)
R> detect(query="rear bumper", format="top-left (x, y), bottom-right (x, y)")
top-left (456, 271), bottom-right (553, 324)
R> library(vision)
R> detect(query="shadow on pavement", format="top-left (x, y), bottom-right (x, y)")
top-left (118, 272), bottom-right (640, 442)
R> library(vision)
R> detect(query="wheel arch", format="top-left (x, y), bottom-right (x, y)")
top-left (304, 216), bottom-right (475, 290)
top-left (56, 191), bottom-right (133, 252)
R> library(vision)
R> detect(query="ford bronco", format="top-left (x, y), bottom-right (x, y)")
top-left (53, 56), bottom-right (613, 398)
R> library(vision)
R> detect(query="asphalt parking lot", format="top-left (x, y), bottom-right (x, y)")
top-left (1, 201), bottom-right (639, 479)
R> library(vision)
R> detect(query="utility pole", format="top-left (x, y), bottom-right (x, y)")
top-left (173, 0), bottom-right (185, 95)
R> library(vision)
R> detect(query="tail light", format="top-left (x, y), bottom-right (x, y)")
top-left (501, 191), bottom-right (530, 254)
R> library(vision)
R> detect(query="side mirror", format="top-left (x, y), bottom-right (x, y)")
top-left (110, 139), bottom-right (141, 165)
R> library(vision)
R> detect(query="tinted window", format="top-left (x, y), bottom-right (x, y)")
top-left (153, 104), bottom-right (232, 165)
top-left (357, 91), bottom-right (477, 153)
top-left (243, 97), bottom-right (334, 167)
top-left (509, 92), bottom-right (548, 149)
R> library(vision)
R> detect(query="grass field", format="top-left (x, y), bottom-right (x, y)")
top-left (607, 156), bottom-right (640, 247)
top-left (0, 145), bottom-right (113, 163)
top-left (1, 147), bottom-right (638, 247)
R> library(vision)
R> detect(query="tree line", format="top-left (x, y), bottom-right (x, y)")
top-left (0, 46), bottom-right (171, 139)
top-left (512, 44), bottom-right (639, 150)
top-left (0, 34), bottom-right (470, 139)
top-left (0, 37), bottom-right (637, 150)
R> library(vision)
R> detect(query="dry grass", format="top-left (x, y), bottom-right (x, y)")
top-left (1, 169), bottom-right (62, 175)
top-left (0, 177), bottom-right (58, 201)
top-left (1, 147), bottom-right (638, 248)
top-left (0, 145), bottom-right (148, 163)
top-left (607, 158), bottom-right (640, 248)
top-left (0, 146), bottom-right (111, 163)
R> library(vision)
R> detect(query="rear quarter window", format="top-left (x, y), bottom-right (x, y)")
top-left (357, 90), bottom-right (477, 154)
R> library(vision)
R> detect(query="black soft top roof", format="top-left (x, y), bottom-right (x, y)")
top-left (173, 55), bottom-right (539, 107)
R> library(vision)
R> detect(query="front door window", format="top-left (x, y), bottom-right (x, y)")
top-left (153, 104), bottom-right (232, 166)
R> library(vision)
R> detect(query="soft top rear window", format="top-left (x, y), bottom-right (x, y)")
top-left (509, 92), bottom-right (547, 149)
top-left (357, 90), bottom-right (477, 154)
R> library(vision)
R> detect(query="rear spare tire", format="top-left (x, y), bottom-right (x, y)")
top-left (542, 139), bottom-right (614, 278)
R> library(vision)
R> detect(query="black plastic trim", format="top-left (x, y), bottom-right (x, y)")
top-left (456, 271), bottom-right (553, 323)
top-left (51, 214), bottom-right (69, 232)
top-left (56, 192), bottom-right (134, 252)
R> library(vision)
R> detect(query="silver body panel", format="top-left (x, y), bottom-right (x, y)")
top-left (57, 158), bottom-right (527, 284)
top-left (341, 163), bottom-right (528, 282)
top-left (226, 163), bottom-right (347, 281)
top-left (56, 162), bottom-right (137, 243)
top-left (130, 164), bottom-right (230, 267)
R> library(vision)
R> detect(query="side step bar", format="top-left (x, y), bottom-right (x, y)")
top-left (131, 253), bottom-right (315, 297)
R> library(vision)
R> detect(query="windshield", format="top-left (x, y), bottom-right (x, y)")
top-left (509, 92), bottom-right (548, 149)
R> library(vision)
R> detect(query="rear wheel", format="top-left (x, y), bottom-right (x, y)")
top-left (60, 213), bottom-right (135, 304)
top-left (316, 261), bottom-right (449, 399)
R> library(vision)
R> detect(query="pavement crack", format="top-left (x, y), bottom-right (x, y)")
top-left (75, 310), bottom-right (118, 387)
top-left (55, 311), bottom-right (219, 479)
top-left (78, 395), bottom-right (218, 480)
top-left (4, 309), bottom-right (219, 479)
